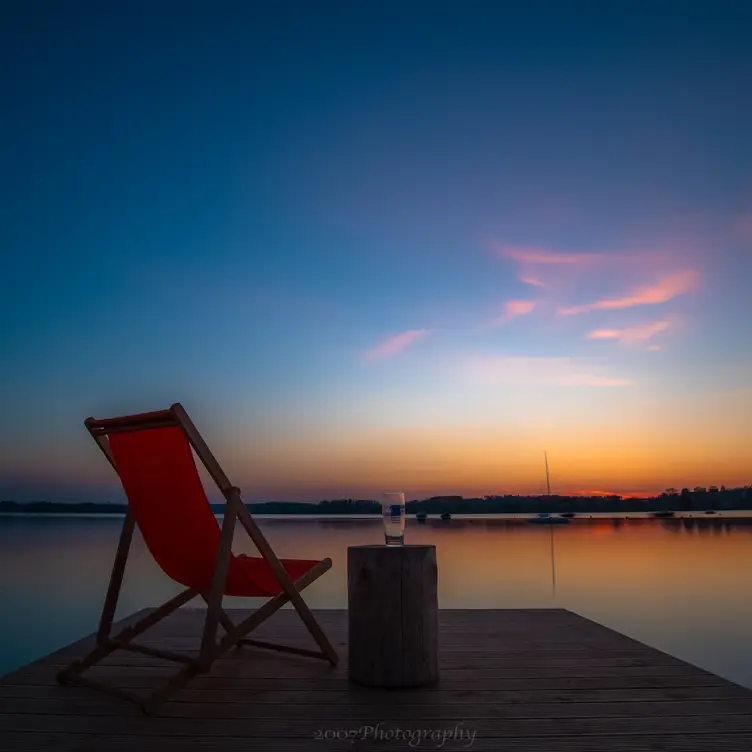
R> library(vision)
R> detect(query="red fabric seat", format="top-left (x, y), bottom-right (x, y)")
top-left (108, 425), bottom-right (321, 597)
top-left (231, 555), bottom-right (321, 597)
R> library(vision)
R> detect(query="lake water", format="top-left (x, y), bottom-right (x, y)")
top-left (1, 514), bottom-right (751, 688)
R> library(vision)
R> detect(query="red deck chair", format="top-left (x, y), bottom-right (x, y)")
top-left (56, 403), bottom-right (338, 714)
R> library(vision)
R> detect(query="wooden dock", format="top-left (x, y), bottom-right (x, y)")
top-left (2, 608), bottom-right (752, 751)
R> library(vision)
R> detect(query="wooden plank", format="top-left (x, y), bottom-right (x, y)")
top-left (34, 647), bottom-right (689, 669)
top-left (127, 637), bottom-right (673, 656)
top-left (2, 683), bottom-right (748, 705)
top-left (132, 613), bottom-right (628, 630)
top-left (129, 630), bottom-right (665, 651)
top-left (46, 634), bottom-right (653, 663)
top-left (140, 608), bottom-right (602, 629)
top-left (39, 652), bottom-right (690, 670)
top-left (3, 664), bottom-right (734, 690)
top-left (116, 662), bottom-right (705, 678)
top-left (1, 732), bottom-right (750, 752)
top-left (139, 617), bottom-right (607, 634)
top-left (4, 695), bottom-right (752, 720)
top-left (4, 733), bottom-right (752, 752)
top-left (3, 713), bottom-right (752, 737)
top-left (4, 659), bottom-right (708, 683)
top-left (145, 620), bottom-right (620, 636)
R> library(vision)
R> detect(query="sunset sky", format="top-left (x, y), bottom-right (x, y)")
top-left (1, 2), bottom-right (751, 502)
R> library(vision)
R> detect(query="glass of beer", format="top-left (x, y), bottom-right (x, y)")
top-left (381, 492), bottom-right (406, 546)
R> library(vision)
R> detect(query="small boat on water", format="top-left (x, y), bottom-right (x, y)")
top-left (529, 512), bottom-right (569, 524)
top-left (416, 512), bottom-right (427, 523)
top-left (705, 510), bottom-right (718, 515)
top-left (440, 512), bottom-right (452, 521)
top-left (652, 511), bottom-right (675, 518)
top-left (560, 512), bottom-right (576, 518)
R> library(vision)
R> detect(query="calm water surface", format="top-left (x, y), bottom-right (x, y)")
top-left (1, 514), bottom-right (751, 688)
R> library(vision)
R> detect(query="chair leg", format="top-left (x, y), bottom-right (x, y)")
top-left (237, 637), bottom-right (332, 660)
top-left (97, 512), bottom-right (136, 644)
top-left (199, 594), bottom-right (236, 634)
top-left (283, 559), bottom-right (339, 665)
top-left (141, 663), bottom-right (201, 716)
top-left (289, 593), bottom-right (339, 665)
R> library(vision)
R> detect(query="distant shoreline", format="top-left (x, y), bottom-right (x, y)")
top-left (0, 509), bottom-right (752, 522)
top-left (1, 487), bottom-right (750, 516)
top-left (3, 511), bottom-right (752, 522)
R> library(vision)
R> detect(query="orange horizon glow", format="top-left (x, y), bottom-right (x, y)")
top-left (561, 489), bottom-right (659, 499)
top-left (2, 380), bottom-right (747, 503)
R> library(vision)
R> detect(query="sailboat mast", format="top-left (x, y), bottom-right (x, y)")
top-left (544, 451), bottom-right (551, 496)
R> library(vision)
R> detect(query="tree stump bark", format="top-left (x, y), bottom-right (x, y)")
top-left (347, 544), bottom-right (439, 687)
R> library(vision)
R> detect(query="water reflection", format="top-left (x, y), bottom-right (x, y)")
top-left (1, 515), bottom-right (751, 690)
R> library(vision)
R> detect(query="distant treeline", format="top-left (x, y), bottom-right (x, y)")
top-left (1, 486), bottom-right (750, 515)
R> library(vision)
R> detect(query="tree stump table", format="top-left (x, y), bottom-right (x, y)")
top-left (347, 544), bottom-right (439, 687)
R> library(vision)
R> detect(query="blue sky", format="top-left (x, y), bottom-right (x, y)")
top-left (1, 1), bottom-right (751, 501)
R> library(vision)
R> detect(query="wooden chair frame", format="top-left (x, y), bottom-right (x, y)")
top-left (56, 403), bottom-right (338, 715)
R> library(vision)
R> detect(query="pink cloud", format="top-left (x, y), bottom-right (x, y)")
top-left (587, 319), bottom-right (670, 345)
top-left (558, 270), bottom-right (699, 316)
top-left (494, 241), bottom-right (682, 279)
top-left (495, 243), bottom-right (604, 265)
top-left (520, 275), bottom-right (546, 287)
top-left (493, 241), bottom-right (631, 292)
top-left (363, 329), bottom-right (429, 361)
top-left (464, 356), bottom-right (633, 388)
top-left (492, 299), bottom-right (537, 327)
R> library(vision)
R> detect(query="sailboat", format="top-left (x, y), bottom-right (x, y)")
top-left (529, 452), bottom-right (569, 524)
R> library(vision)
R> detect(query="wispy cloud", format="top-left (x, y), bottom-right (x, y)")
top-left (363, 329), bottom-right (429, 361)
top-left (587, 319), bottom-right (670, 345)
top-left (492, 299), bottom-right (537, 327)
top-left (558, 270), bottom-right (699, 316)
top-left (493, 241), bottom-right (618, 291)
top-left (464, 356), bottom-right (633, 388)
top-left (520, 275), bottom-right (546, 288)
top-left (495, 243), bottom-right (603, 265)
